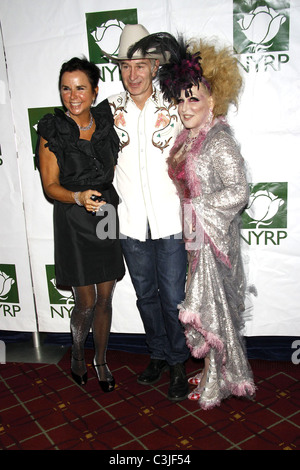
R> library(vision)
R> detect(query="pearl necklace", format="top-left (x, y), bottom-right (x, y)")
top-left (66, 111), bottom-right (94, 131)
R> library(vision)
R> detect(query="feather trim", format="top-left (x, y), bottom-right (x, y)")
top-left (179, 307), bottom-right (256, 408)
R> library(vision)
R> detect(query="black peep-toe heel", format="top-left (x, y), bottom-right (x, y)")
top-left (93, 360), bottom-right (115, 393)
top-left (71, 356), bottom-right (88, 386)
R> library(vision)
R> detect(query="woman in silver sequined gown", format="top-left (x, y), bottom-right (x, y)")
top-left (128, 34), bottom-right (256, 408)
top-left (169, 41), bottom-right (256, 409)
top-left (168, 116), bottom-right (256, 409)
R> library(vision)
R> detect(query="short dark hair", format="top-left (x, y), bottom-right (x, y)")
top-left (58, 56), bottom-right (100, 91)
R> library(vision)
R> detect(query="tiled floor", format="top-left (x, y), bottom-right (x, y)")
top-left (1, 347), bottom-right (299, 451)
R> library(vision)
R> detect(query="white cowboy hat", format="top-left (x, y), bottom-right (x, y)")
top-left (101, 24), bottom-right (167, 63)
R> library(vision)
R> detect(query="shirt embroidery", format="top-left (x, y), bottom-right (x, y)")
top-left (152, 101), bottom-right (179, 153)
top-left (109, 89), bottom-right (179, 153)
top-left (108, 89), bottom-right (182, 240)
top-left (110, 100), bottom-right (130, 151)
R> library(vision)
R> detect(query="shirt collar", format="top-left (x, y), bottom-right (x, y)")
top-left (124, 86), bottom-right (160, 111)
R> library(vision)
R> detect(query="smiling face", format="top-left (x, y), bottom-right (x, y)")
top-left (177, 84), bottom-right (214, 135)
top-left (60, 70), bottom-right (98, 118)
top-left (120, 59), bottom-right (159, 108)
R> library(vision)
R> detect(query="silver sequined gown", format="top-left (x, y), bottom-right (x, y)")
top-left (168, 120), bottom-right (256, 409)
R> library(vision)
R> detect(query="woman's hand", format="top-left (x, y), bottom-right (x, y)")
top-left (75, 190), bottom-right (106, 213)
top-left (38, 138), bottom-right (106, 214)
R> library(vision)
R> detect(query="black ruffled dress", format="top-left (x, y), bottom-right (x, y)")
top-left (36, 99), bottom-right (125, 287)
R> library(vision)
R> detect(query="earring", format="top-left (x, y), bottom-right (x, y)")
top-left (207, 108), bottom-right (213, 124)
top-left (203, 108), bottom-right (213, 131)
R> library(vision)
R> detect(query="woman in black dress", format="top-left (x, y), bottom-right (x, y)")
top-left (36, 57), bottom-right (125, 392)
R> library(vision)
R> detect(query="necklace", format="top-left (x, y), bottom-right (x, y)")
top-left (183, 110), bottom-right (214, 151)
top-left (183, 133), bottom-right (198, 151)
top-left (66, 111), bottom-right (94, 131)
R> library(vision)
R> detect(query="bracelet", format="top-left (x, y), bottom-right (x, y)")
top-left (74, 191), bottom-right (83, 206)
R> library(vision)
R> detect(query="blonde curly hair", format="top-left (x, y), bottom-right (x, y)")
top-left (188, 39), bottom-right (243, 117)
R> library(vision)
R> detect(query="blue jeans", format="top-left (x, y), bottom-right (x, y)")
top-left (120, 232), bottom-right (189, 365)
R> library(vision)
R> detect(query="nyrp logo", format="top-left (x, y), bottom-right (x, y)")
top-left (0, 264), bottom-right (21, 318)
top-left (233, 1), bottom-right (290, 72)
top-left (46, 265), bottom-right (74, 320)
top-left (241, 182), bottom-right (288, 246)
top-left (85, 9), bottom-right (138, 82)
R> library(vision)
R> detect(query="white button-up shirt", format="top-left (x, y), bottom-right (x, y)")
top-left (108, 87), bottom-right (183, 241)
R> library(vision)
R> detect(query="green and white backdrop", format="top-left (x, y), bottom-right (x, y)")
top-left (0, 1), bottom-right (299, 341)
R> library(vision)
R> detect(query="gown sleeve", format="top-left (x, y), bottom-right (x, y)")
top-left (201, 131), bottom-right (248, 212)
top-left (191, 130), bottom-right (248, 259)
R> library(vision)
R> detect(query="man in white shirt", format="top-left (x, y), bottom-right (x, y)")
top-left (105, 25), bottom-right (189, 401)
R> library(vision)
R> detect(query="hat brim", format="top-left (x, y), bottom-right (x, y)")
top-left (100, 49), bottom-right (169, 64)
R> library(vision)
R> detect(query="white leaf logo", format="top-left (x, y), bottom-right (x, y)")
top-left (238, 5), bottom-right (286, 52)
top-left (50, 278), bottom-right (74, 304)
top-left (0, 271), bottom-right (15, 300)
top-left (245, 190), bottom-right (284, 229)
top-left (91, 19), bottom-right (126, 57)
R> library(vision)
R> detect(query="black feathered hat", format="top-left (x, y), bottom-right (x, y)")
top-left (128, 32), bottom-right (206, 102)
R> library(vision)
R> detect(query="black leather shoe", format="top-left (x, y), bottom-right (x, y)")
top-left (168, 363), bottom-right (189, 401)
top-left (93, 360), bottom-right (115, 393)
top-left (137, 359), bottom-right (169, 385)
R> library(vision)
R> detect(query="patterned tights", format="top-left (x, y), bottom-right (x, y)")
top-left (70, 280), bottom-right (116, 381)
